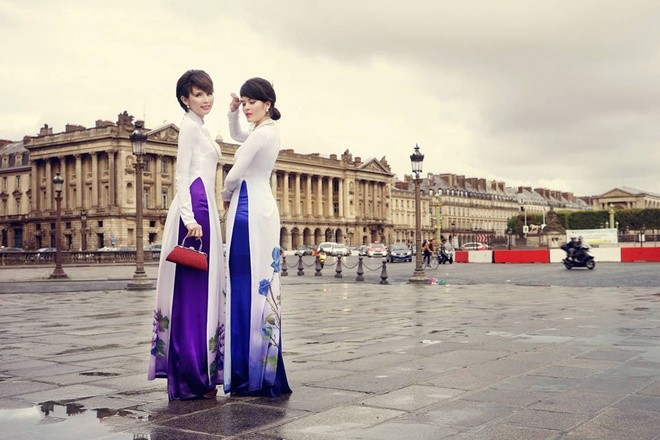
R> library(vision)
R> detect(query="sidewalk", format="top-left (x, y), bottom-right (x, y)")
top-left (1, 274), bottom-right (659, 438)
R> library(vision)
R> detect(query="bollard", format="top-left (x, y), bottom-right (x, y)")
top-left (356, 256), bottom-right (364, 282)
top-left (379, 257), bottom-right (389, 285)
top-left (281, 255), bottom-right (288, 276)
top-left (297, 255), bottom-right (304, 276)
top-left (315, 255), bottom-right (322, 276)
top-left (335, 255), bottom-right (343, 278)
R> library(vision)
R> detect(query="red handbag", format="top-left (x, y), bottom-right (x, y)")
top-left (165, 237), bottom-right (208, 272)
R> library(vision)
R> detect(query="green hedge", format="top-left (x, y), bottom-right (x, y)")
top-left (508, 209), bottom-right (660, 236)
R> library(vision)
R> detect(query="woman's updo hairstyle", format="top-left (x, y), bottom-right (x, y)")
top-left (239, 77), bottom-right (281, 120)
top-left (175, 69), bottom-right (214, 112)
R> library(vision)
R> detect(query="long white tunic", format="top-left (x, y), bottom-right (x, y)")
top-left (222, 109), bottom-right (283, 391)
top-left (148, 111), bottom-right (225, 383)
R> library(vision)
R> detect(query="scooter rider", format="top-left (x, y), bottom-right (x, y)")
top-left (565, 236), bottom-right (579, 261)
top-left (573, 236), bottom-right (589, 263)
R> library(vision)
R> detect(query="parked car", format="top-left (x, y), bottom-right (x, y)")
top-left (294, 245), bottom-right (316, 256)
top-left (0, 247), bottom-right (23, 253)
top-left (331, 243), bottom-right (351, 256)
top-left (461, 242), bottom-right (489, 251)
top-left (97, 246), bottom-right (118, 252)
top-left (357, 245), bottom-right (368, 256)
top-left (35, 247), bottom-right (57, 260)
top-left (144, 243), bottom-right (162, 251)
top-left (317, 242), bottom-right (336, 255)
top-left (388, 242), bottom-right (412, 263)
top-left (367, 242), bottom-right (387, 258)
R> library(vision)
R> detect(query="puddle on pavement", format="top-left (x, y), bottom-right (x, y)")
top-left (0, 401), bottom-right (150, 439)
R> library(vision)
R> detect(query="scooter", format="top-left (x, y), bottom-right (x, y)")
top-left (562, 249), bottom-right (595, 270)
top-left (437, 246), bottom-right (454, 264)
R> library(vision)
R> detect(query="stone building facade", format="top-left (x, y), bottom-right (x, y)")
top-left (20, 112), bottom-right (179, 251)
top-left (0, 140), bottom-right (31, 248)
top-left (2, 112), bottom-right (396, 251)
top-left (592, 187), bottom-right (660, 210)
top-left (220, 147), bottom-right (395, 250)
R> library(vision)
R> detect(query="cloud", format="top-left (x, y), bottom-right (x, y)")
top-left (1, 0), bottom-right (658, 196)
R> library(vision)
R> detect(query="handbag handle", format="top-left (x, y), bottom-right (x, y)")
top-left (180, 236), bottom-right (203, 251)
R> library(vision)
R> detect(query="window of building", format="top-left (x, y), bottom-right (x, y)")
top-left (161, 189), bottom-right (168, 209)
top-left (16, 175), bottom-right (20, 188)
top-left (161, 159), bottom-right (168, 174)
top-left (2, 177), bottom-right (7, 191)
top-left (144, 187), bottom-right (150, 208)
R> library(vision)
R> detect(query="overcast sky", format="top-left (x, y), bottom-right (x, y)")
top-left (2, 0), bottom-right (659, 197)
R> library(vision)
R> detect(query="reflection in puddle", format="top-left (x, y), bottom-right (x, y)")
top-left (0, 401), bottom-right (149, 439)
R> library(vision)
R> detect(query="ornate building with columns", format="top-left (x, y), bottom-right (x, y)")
top-left (219, 147), bottom-right (395, 250)
top-left (21, 112), bottom-right (179, 251)
top-left (3, 112), bottom-right (396, 251)
top-left (0, 140), bottom-right (31, 248)
top-left (592, 187), bottom-right (660, 210)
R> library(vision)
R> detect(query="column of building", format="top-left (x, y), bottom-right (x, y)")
top-left (30, 161), bottom-right (38, 211)
top-left (91, 152), bottom-right (98, 208)
top-left (74, 154), bottom-right (83, 209)
top-left (294, 173), bottom-right (301, 218)
top-left (282, 171), bottom-right (289, 218)
top-left (108, 150), bottom-right (115, 206)
top-left (305, 175), bottom-right (312, 218)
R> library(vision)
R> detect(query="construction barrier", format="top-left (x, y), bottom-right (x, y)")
top-left (468, 250), bottom-right (493, 263)
top-left (621, 247), bottom-right (660, 262)
top-left (493, 249), bottom-right (550, 264)
top-left (455, 251), bottom-right (469, 263)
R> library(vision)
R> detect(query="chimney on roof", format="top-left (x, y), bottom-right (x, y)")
top-left (65, 124), bottom-right (85, 133)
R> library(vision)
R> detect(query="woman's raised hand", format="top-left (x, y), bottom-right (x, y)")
top-left (229, 93), bottom-right (240, 112)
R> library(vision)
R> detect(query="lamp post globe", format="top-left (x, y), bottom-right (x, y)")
top-left (127, 120), bottom-right (154, 290)
top-left (409, 144), bottom-right (427, 284)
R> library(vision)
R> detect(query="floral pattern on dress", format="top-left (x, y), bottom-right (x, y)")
top-left (260, 247), bottom-right (283, 376)
top-left (151, 309), bottom-right (169, 357)
top-left (209, 322), bottom-right (225, 381)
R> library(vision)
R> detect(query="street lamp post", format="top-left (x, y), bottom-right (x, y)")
top-left (49, 172), bottom-right (68, 279)
top-left (408, 144), bottom-right (427, 284)
top-left (127, 120), bottom-right (154, 290)
top-left (80, 209), bottom-right (87, 251)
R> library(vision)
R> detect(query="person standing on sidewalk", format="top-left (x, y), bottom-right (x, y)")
top-left (422, 238), bottom-right (434, 267)
top-left (221, 77), bottom-right (292, 398)
top-left (148, 70), bottom-right (225, 401)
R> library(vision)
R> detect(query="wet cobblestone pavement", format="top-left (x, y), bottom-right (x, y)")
top-left (0, 265), bottom-right (659, 439)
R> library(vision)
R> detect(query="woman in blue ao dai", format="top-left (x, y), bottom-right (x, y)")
top-left (148, 70), bottom-right (226, 400)
top-left (222, 77), bottom-right (292, 397)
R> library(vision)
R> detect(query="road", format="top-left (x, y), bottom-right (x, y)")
top-left (287, 255), bottom-right (660, 287)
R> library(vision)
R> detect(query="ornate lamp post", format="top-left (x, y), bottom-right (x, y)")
top-left (49, 172), bottom-right (68, 279)
top-left (80, 209), bottom-right (87, 251)
top-left (409, 144), bottom-right (427, 284)
top-left (127, 121), bottom-right (154, 290)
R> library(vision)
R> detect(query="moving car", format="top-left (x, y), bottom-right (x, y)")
top-left (388, 242), bottom-right (412, 263)
top-left (367, 242), bottom-right (387, 258)
top-left (461, 242), bottom-right (489, 250)
top-left (357, 245), bottom-right (368, 256)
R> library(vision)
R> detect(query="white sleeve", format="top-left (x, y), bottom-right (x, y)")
top-left (221, 129), bottom-right (270, 202)
top-left (174, 120), bottom-right (197, 226)
top-left (228, 108), bottom-right (249, 143)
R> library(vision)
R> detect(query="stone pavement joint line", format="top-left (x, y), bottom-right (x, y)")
top-left (0, 280), bottom-right (659, 439)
